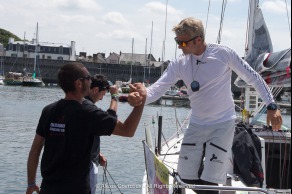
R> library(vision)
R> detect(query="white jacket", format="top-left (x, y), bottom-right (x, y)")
top-left (146, 43), bottom-right (274, 125)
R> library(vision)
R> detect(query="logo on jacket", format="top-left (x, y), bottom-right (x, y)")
top-left (210, 154), bottom-right (223, 164)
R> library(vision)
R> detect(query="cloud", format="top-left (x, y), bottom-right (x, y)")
top-left (262, 0), bottom-right (291, 14)
top-left (57, 14), bottom-right (96, 23)
top-left (95, 29), bottom-right (141, 40)
top-left (143, 2), bottom-right (183, 16)
top-left (50, 0), bottom-right (101, 12)
top-left (103, 12), bottom-right (130, 26)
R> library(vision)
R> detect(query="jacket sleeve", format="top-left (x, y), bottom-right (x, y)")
top-left (227, 48), bottom-right (274, 105)
top-left (146, 60), bottom-right (181, 105)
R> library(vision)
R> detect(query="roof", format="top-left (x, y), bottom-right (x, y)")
top-left (120, 53), bottom-right (156, 65)
top-left (150, 61), bottom-right (163, 67)
top-left (11, 40), bottom-right (71, 48)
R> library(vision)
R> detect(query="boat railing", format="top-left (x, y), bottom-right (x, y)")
top-left (173, 173), bottom-right (272, 194)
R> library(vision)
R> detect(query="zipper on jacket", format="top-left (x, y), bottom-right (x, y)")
top-left (210, 142), bottom-right (227, 152)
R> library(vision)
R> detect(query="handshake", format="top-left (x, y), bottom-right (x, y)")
top-left (116, 83), bottom-right (147, 107)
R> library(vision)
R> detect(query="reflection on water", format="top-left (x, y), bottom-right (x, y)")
top-left (0, 86), bottom-right (290, 193)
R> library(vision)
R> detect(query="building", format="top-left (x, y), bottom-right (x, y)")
top-left (0, 43), bottom-right (4, 56)
top-left (119, 53), bottom-right (156, 66)
top-left (106, 52), bottom-right (120, 64)
top-left (5, 38), bottom-right (76, 61)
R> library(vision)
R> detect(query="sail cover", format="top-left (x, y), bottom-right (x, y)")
top-left (236, 48), bottom-right (291, 87)
top-left (235, 4), bottom-right (291, 88)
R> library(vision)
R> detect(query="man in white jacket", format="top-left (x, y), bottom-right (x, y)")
top-left (133, 17), bottom-right (282, 194)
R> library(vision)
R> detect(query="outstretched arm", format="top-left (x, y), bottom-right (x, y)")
top-left (26, 134), bottom-right (44, 194)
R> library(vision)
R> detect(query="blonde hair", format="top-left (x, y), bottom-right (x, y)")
top-left (172, 17), bottom-right (205, 41)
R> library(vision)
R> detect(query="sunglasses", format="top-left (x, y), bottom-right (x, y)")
top-left (191, 80), bottom-right (200, 92)
top-left (174, 36), bottom-right (199, 47)
top-left (78, 75), bottom-right (92, 81)
top-left (99, 85), bottom-right (110, 92)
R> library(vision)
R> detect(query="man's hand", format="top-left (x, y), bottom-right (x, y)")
top-left (99, 153), bottom-right (107, 167)
top-left (127, 92), bottom-right (143, 107)
top-left (130, 83), bottom-right (147, 97)
top-left (266, 109), bottom-right (283, 131)
top-left (26, 184), bottom-right (40, 194)
top-left (127, 83), bottom-right (147, 107)
top-left (109, 85), bottom-right (118, 95)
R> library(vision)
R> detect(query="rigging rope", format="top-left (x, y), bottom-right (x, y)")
top-left (205, 0), bottom-right (211, 35)
top-left (244, 0), bottom-right (252, 57)
top-left (101, 162), bottom-right (124, 194)
top-left (216, 0), bottom-right (228, 44)
top-left (285, 0), bottom-right (291, 39)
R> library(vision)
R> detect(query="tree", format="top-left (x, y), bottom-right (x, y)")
top-left (0, 28), bottom-right (21, 47)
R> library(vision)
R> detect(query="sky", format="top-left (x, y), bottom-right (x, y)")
top-left (0, 0), bottom-right (291, 61)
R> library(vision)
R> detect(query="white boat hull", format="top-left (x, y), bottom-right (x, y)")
top-left (142, 122), bottom-right (291, 194)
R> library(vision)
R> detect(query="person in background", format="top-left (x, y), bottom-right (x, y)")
top-left (132, 17), bottom-right (282, 194)
top-left (84, 74), bottom-right (137, 194)
top-left (26, 62), bottom-right (146, 194)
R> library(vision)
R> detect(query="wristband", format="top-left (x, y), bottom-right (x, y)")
top-left (111, 94), bottom-right (119, 101)
top-left (111, 94), bottom-right (119, 98)
top-left (27, 181), bottom-right (36, 188)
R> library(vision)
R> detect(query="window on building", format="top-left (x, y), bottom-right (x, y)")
top-left (8, 43), bottom-right (13, 50)
top-left (37, 45), bottom-right (41, 53)
top-left (11, 54), bottom-right (17, 57)
top-left (42, 55), bottom-right (45, 59)
top-left (47, 56), bottom-right (52, 59)
top-left (59, 46), bottom-right (63, 54)
top-left (23, 54), bottom-right (27, 58)
top-left (57, 56), bottom-right (63, 60)
top-left (110, 60), bottom-right (117, 64)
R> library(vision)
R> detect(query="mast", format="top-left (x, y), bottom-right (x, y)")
top-left (130, 38), bottom-right (134, 81)
top-left (161, 0), bottom-right (168, 75)
top-left (144, 38), bottom-right (148, 83)
top-left (33, 22), bottom-right (39, 79)
top-left (245, 0), bottom-right (258, 59)
top-left (149, 21), bottom-right (153, 82)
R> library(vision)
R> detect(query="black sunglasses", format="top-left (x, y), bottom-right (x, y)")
top-left (95, 80), bottom-right (113, 92)
top-left (78, 75), bottom-right (92, 81)
top-left (99, 85), bottom-right (110, 92)
top-left (174, 36), bottom-right (199, 47)
top-left (191, 80), bottom-right (200, 92)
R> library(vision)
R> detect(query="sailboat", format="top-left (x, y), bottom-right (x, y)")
top-left (23, 23), bottom-right (44, 87)
top-left (141, 0), bottom-right (291, 193)
top-left (0, 56), bottom-right (3, 85)
top-left (120, 38), bottom-right (135, 93)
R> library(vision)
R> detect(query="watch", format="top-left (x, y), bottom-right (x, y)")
top-left (267, 103), bottom-right (278, 110)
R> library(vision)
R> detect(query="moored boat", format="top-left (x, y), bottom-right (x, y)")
top-left (22, 22), bottom-right (44, 87)
top-left (0, 76), bottom-right (3, 85)
top-left (3, 72), bottom-right (23, 86)
top-left (23, 76), bottom-right (44, 87)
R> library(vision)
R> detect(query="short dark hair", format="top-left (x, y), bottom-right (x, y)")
top-left (91, 74), bottom-right (110, 91)
top-left (58, 62), bottom-right (85, 93)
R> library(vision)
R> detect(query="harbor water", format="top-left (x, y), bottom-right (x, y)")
top-left (0, 85), bottom-right (291, 194)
